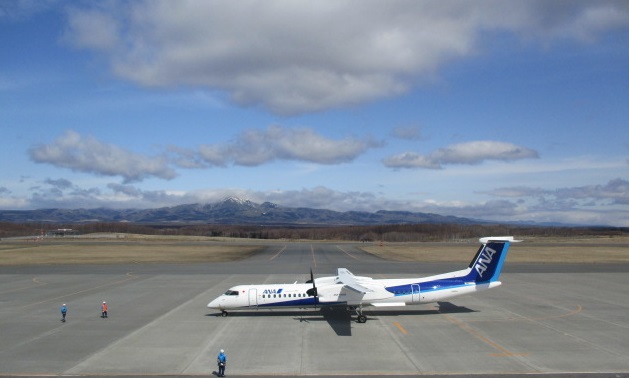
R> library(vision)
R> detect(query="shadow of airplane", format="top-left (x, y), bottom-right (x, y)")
top-left (206, 301), bottom-right (475, 336)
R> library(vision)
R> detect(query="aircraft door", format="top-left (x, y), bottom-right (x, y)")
top-left (411, 284), bottom-right (420, 303)
top-left (248, 288), bottom-right (258, 307)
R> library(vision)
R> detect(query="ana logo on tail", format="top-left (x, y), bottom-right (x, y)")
top-left (474, 246), bottom-right (497, 278)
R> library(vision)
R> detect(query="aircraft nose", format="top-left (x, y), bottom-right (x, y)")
top-left (207, 298), bottom-right (220, 309)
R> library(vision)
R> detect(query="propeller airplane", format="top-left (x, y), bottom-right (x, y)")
top-left (207, 236), bottom-right (519, 323)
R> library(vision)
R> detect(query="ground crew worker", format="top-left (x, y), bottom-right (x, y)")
top-left (60, 304), bottom-right (67, 322)
top-left (101, 301), bottom-right (108, 318)
top-left (216, 349), bottom-right (227, 377)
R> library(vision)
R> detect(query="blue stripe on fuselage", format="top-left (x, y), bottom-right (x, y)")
top-left (257, 298), bottom-right (317, 308)
top-left (386, 277), bottom-right (473, 296)
top-left (256, 298), bottom-right (350, 308)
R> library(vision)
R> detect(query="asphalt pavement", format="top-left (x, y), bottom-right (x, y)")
top-left (1, 242), bottom-right (628, 377)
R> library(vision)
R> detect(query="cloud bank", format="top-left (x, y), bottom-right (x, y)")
top-left (488, 178), bottom-right (629, 206)
top-left (62, 1), bottom-right (629, 115)
top-left (29, 130), bottom-right (176, 183)
top-left (29, 128), bottom-right (381, 180)
top-left (192, 125), bottom-right (382, 167)
top-left (383, 141), bottom-right (539, 169)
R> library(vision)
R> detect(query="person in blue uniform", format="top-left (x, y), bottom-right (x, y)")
top-left (216, 349), bottom-right (227, 377)
top-left (60, 304), bottom-right (67, 322)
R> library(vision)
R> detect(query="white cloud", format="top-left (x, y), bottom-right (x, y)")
top-left (556, 178), bottom-right (629, 204)
top-left (29, 130), bottom-right (176, 183)
top-left (181, 125), bottom-right (382, 167)
top-left (254, 186), bottom-right (381, 212)
top-left (382, 152), bottom-right (441, 169)
top-left (44, 178), bottom-right (73, 190)
top-left (63, 7), bottom-right (119, 50)
top-left (486, 178), bottom-right (629, 205)
top-left (27, 127), bottom-right (379, 184)
top-left (62, 1), bottom-right (629, 115)
top-left (510, 1), bottom-right (629, 42)
top-left (383, 141), bottom-right (539, 169)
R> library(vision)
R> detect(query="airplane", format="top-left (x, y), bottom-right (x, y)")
top-left (207, 236), bottom-right (519, 323)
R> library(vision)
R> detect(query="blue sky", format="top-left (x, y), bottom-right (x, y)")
top-left (1, 1), bottom-right (628, 226)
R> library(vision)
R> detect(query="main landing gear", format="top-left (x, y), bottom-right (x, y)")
top-left (350, 305), bottom-right (367, 323)
top-left (221, 310), bottom-right (228, 317)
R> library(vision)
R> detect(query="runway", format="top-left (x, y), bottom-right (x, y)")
top-left (1, 242), bottom-right (628, 377)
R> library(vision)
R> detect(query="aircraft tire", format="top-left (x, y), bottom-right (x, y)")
top-left (357, 315), bottom-right (367, 323)
top-left (221, 311), bottom-right (228, 317)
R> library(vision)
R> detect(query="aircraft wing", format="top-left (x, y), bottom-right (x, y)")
top-left (337, 268), bottom-right (374, 293)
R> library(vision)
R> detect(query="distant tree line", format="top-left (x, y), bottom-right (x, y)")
top-left (1, 221), bottom-right (627, 241)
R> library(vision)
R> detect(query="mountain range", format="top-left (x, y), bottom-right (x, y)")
top-left (0, 197), bottom-right (480, 226)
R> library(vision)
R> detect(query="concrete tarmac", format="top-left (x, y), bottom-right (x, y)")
top-left (1, 242), bottom-right (629, 377)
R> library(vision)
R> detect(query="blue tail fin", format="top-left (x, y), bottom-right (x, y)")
top-left (464, 237), bottom-right (515, 283)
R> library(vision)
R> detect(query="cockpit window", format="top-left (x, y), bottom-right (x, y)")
top-left (224, 290), bottom-right (239, 296)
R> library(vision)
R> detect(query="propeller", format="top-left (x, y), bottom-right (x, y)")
top-left (306, 268), bottom-right (318, 308)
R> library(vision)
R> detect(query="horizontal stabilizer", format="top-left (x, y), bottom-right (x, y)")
top-left (337, 268), bottom-right (374, 293)
top-left (479, 236), bottom-right (522, 244)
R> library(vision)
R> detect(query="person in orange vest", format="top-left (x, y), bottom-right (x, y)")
top-left (101, 301), bottom-right (108, 318)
